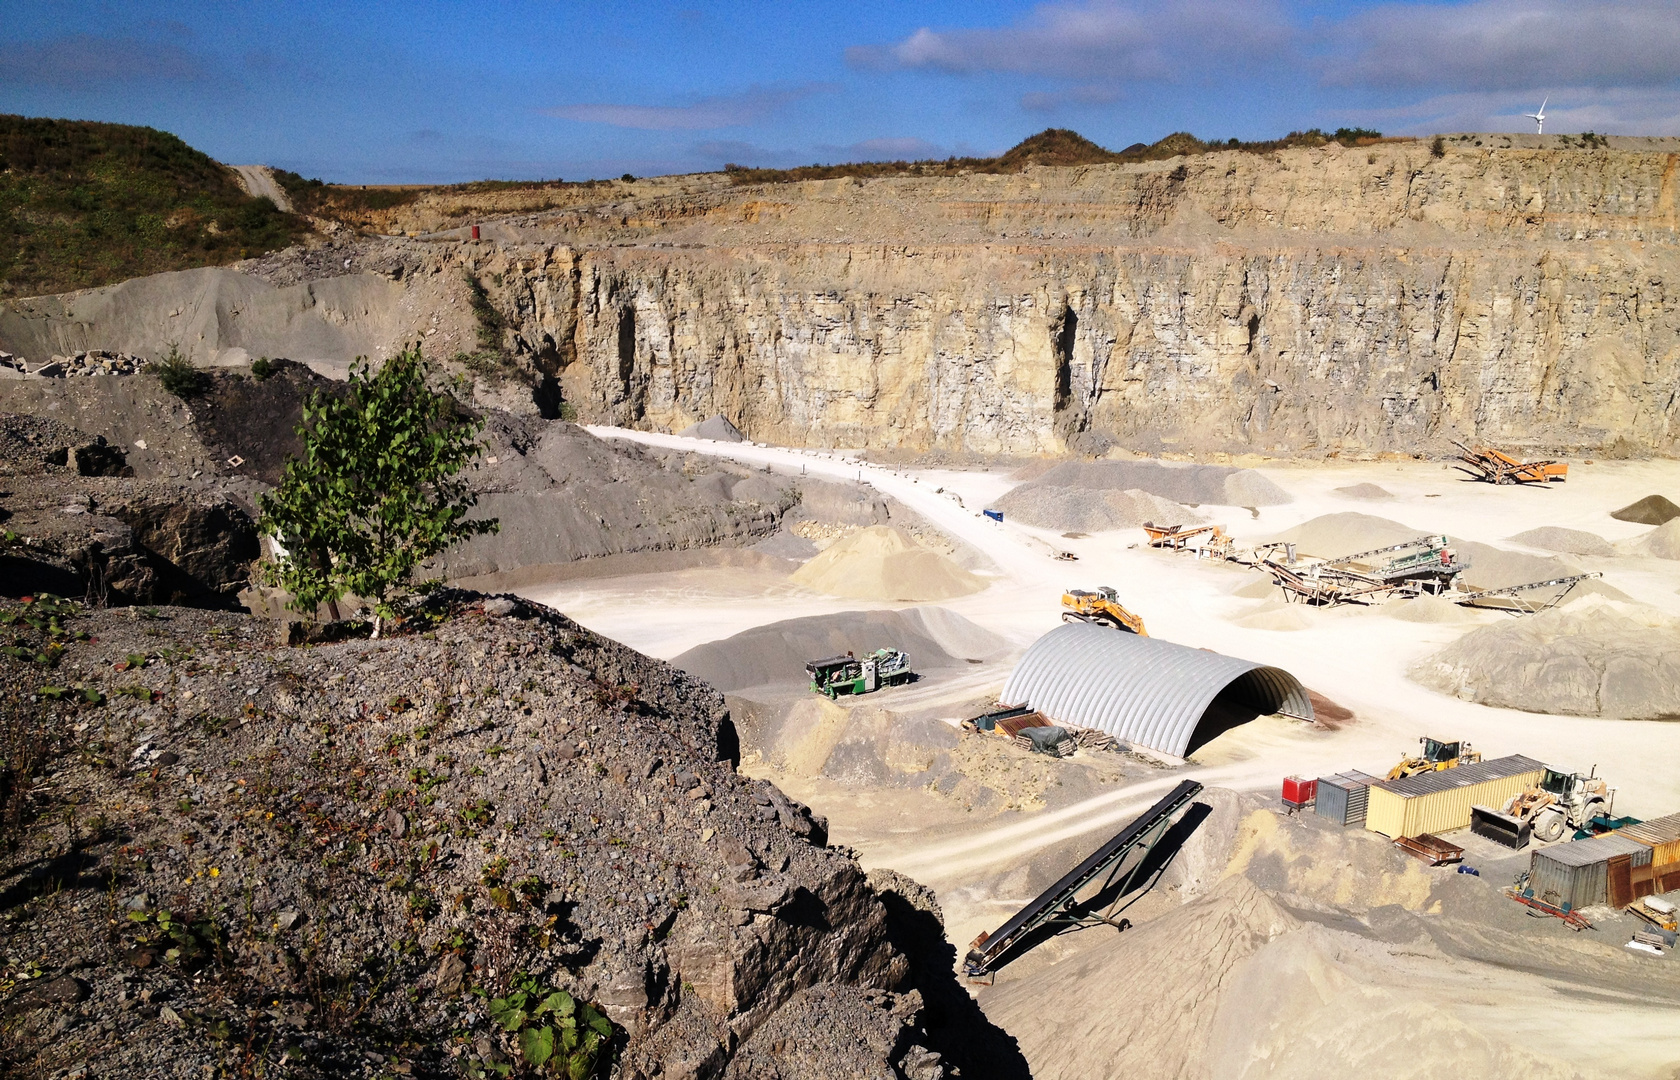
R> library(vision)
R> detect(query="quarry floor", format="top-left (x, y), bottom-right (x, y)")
top-left (516, 433), bottom-right (1680, 1079)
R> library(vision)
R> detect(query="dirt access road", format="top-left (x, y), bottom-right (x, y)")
top-left (229, 165), bottom-right (294, 212)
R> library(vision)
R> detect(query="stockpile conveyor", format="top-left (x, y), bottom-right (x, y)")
top-left (1453, 572), bottom-right (1603, 614)
top-left (963, 779), bottom-right (1203, 978)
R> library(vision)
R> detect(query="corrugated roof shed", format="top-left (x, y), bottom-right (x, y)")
top-left (1379, 755), bottom-right (1545, 798)
top-left (999, 621), bottom-right (1313, 758)
top-left (1533, 833), bottom-right (1650, 867)
top-left (1618, 812), bottom-right (1680, 847)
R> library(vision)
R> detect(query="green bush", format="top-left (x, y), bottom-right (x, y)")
top-left (250, 356), bottom-right (276, 380)
top-left (485, 973), bottom-right (614, 1078)
top-left (152, 343), bottom-right (210, 398)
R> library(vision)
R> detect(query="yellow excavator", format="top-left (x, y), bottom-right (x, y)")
top-left (1061, 587), bottom-right (1148, 636)
top-left (1387, 736), bottom-right (1482, 781)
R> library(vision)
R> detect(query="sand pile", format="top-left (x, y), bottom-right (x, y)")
top-left (1229, 575), bottom-right (1281, 600)
top-left (1410, 595), bottom-right (1680, 719)
top-left (1232, 600), bottom-right (1315, 631)
top-left (1387, 595), bottom-right (1479, 623)
top-left (1611, 494), bottom-right (1680, 526)
top-left (788, 525), bottom-right (985, 601)
top-left (671, 605), bottom-right (1008, 693)
top-left (991, 485), bottom-right (1203, 532)
top-left (677, 414), bottom-right (746, 441)
top-left (1017, 459), bottom-right (1292, 507)
top-left (981, 876), bottom-right (1299, 1079)
top-left (1633, 518), bottom-right (1680, 560)
top-left (1508, 526), bottom-right (1613, 557)
top-left (1334, 482), bottom-right (1394, 500)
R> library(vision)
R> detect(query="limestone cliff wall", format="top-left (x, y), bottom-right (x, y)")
top-left (470, 141), bottom-right (1680, 455)
top-left (8, 140), bottom-right (1680, 456)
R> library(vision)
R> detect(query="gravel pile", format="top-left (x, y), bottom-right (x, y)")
top-left (0, 594), bottom-right (983, 1078)
top-left (1409, 596), bottom-right (1680, 719)
top-left (1507, 526), bottom-right (1614, 557)
top-left (1332, 483), bottom-right (1394, 500)
top-left (789, 526), bottom-right (985, 602)
top-left (678, 414), bottom-right (747, 442)
top-left (1633, 519), bottom-right (1680, 560)
top-left (1611, 494), bottom-right (1680, 526)
top-left (1022, 460), bottom-right (1293, 507)
top-left (991, 485), bottom-right (1204, 533)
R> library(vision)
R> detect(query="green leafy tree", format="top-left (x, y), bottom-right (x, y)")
top-left (257, 345), bottom-right (498, 636)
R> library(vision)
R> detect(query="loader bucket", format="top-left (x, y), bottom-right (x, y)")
top-left (1471, 805), bottom-right (1531, 849)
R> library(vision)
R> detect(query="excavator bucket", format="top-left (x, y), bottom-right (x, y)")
top-left (1471, 804), bottom-right (1531, 849)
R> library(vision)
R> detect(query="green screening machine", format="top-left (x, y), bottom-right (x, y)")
top-left (806, 649), bottom-right (912, 699)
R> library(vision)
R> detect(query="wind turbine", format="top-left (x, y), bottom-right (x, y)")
top-left (1525, 97), bottom-right (1548, 135)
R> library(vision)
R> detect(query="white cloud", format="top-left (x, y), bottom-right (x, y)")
top-left (545, 84), bottom-right (830, 130)
top-left (847, 0), bottom-right (1292, 81)
top-left (1323, 0), bottom-right (1680, 92)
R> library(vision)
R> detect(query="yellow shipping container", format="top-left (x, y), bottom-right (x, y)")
top-left (1366, 755), bottom-right (1545, 839)
top-left (1617, 812), bottom-right (1680, 866)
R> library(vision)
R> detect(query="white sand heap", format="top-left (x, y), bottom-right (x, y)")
top-left (677, 414), bottom-right (746, 442)
top-left (1410, 595), bottom-right (1680, 719)
top-left (1508, 526), bottom-right (1613, 557)
top-left (788, 525), bottom-right (986, 601)
top-left (991, 485), bottom-right (1204, 533)
top-left (1633, 518), bottom-right (1680, 560)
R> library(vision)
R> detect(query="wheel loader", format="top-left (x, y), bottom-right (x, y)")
top-left (1061, 587), bottom-right (1148, 636)
top-left (1470, 767), bottom-right (1612, 848)
top-left (1386, 736), bottom-right (1481, 781)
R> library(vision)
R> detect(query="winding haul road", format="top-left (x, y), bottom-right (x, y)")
top-left (228, 164), bottom-right (294, 212)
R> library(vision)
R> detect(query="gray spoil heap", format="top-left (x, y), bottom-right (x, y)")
top-left (0, 593), bottom-right (982, 1078)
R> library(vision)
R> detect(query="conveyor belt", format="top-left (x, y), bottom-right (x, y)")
top-left (964, 779), bottom-right (1203, 977)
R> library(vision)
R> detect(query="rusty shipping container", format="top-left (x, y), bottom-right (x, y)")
top-left (1365, 755), bottom-right (1544, 839)
top-left (1615, 812), bottom-right (1680, 893)
top-left (1528, 834), bottom-right (1653, 911)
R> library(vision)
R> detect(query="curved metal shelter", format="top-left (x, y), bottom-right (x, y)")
top-left (1000, 622), bottom-right (1314, 758)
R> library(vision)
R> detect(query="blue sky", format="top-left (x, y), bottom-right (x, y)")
top-left (3, 1), bottom-right (1678, 183)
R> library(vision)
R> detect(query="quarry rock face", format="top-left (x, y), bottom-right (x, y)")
top-left (6, 141), bottom-right (1679, 456)
top-left (486, 142), bottom-right (1680, 456)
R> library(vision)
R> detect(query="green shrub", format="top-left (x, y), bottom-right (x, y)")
top-left (152, 344), bottom-right (210, 398)
top-left (486, 973), bottom-right (614, 1078)
top-left (250, 356), bottom-right (276, 380)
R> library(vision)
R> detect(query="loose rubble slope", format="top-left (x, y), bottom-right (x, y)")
top-left (0, 593), bottom-right (972, 1079)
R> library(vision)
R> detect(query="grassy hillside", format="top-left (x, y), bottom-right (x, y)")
top-left (0, 115), bottom-right (307, 298)
top-left (721, 126), bottom-right (1394, 185)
